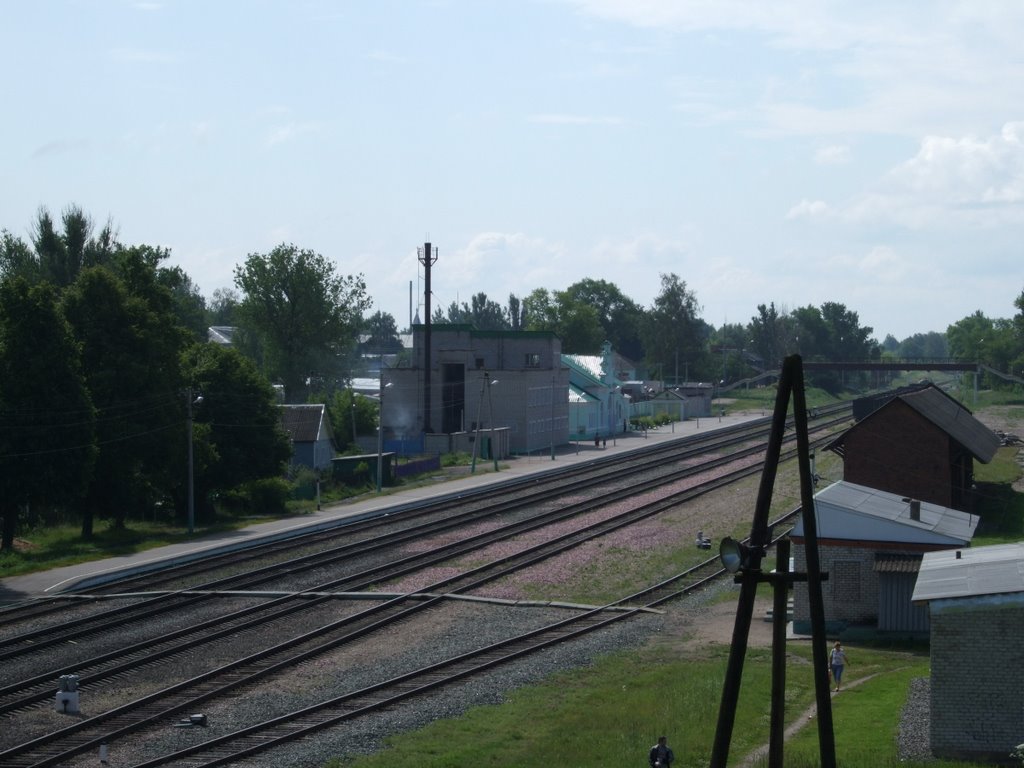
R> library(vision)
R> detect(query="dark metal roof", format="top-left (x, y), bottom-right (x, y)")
top-left (874, 553), bottom-right (923, 574)
top-left (280, 404), bottom-right (328, 443)
top-left (852, 382), bottom-right (932, 421)
top-left (829, 384), bottom-right (999, 463)
top-left (897, 386), bottom-right (999, 462)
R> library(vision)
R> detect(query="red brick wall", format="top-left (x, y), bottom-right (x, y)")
top-left (840, 401), bottom-right (955, 508)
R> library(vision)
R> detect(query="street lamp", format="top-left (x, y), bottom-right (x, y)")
top-left (376, 381), bottom-right (392, 493)
top-left (470, 372), bottom-right (498, 473)
top-left (186, 388), bottom-right (203, 535)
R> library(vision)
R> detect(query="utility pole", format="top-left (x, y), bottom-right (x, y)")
top-left (418, 242), bottom-right (437, 433)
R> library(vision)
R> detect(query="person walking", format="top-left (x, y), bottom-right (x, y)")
top-left (829, 640), bottom-right (849, 691)
top-left (649, 735), bottom-right (675, 767)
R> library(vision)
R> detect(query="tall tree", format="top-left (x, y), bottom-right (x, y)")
top-left (0, 230), bottom-right (39, 283)
top-left (789, 305), bottom-right (828, 359)
top-left (157, 264), bottom-right (209, 342)
top-left (562, 278), bottom-right (646, 361)
top-left (0, 278), bottom-right (96, 549)
top-left (362, 310), bottom-right (402, 355)
top-left (325, 387), bottom-right (377, 450)
top-left (234, 244), bottom-right (370, 401)
top-left (62, 265), bottom-right (188, 535)
top-left (897, 332), bottom-right (948, 359)
top-left (642, 273), bottom-right (705, 384)
top-left (820, 302), bottom-right (876, 360)
top-left (430, 292), bottom-right (509, 330)
top-left (180, 343), bottom-right (291, 520)
top-left (946, 310), bottom-right (994, 360)
top-left (523, 287), bottom-right (605, 353)
top-left (748, 302), bottom-right (788, 370)
top-left (506, 293), bottom-right (527, 331)
top-left (31, 205), bottom-right (116, 287)
top-left (208, 287), bottom-right (242, 326)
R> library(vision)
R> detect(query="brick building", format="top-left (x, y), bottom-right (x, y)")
top-left (791, 481), bottom-right (978, 635)
top-left (913, 543), bottom-right (1024, 762)
top-left (827, 385), bottom-right (999, 511)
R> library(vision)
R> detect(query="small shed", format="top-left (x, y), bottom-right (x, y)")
top-left (827, 385), bottom-right (999, 511)
top-left (913, 544), bottom-right (1024, 762)
top-left (791, 481), bottom-right (978, 635)
top-left (280, 404), bottom-right (336, 472)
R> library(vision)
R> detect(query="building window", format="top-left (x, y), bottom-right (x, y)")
top-left (525, 353), bottom-right (541, 368)
top-left (475, 357), bottom-right (485, 369)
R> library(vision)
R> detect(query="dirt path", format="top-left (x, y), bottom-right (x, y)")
top-left (734, 672), bottom-right (883, 768)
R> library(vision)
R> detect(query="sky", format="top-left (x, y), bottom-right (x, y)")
top-left (3, 1), bottom-right (1023, 342)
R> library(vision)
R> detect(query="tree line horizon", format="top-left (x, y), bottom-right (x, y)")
top-left (1, 205), bottom-right (1021, 549)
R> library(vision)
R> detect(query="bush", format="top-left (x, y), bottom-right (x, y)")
top-left (630, 415), bottom-right (656, 431)
top-left (245, 477), bottom-right (290, 516)
top-left (290, 466), bottom-right (319, 500)
top-left (441, 451), bottom-right (472, 467)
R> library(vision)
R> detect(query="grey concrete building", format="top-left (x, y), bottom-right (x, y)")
top-left (383, 324), bottom-right (570, 456)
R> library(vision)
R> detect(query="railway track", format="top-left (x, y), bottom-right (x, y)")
top-left (0, 406), bottom-right (849, 653)
top-left (127, 515), bottom-right (803, 768)
top-left (0, 410), bottom-right (844, 767)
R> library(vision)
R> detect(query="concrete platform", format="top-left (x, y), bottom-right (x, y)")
top-left (0, 413), bottom-right (764, 604)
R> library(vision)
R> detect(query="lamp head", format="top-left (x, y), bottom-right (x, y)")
top-left (719, 536), bottom-right (753, 574)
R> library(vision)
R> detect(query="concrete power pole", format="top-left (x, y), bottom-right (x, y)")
top-left (418, 242), bottom-right (437, 433)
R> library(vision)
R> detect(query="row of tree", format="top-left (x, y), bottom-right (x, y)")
top-left (429, 279), bottom-right (885, 389)
top-left (427, 280), bottom-right (1024, 389)
top-left (4, 205), bottom-right (1022, 548)
top-left (0, 208), bottom-right (327, 549)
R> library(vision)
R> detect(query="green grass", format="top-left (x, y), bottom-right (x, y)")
top-left (0, 507), bottom-right (319, 578)
top-left (971, 446), bottom-right (1024, 544)
top-left (328, 609), bottom-right (982, 768)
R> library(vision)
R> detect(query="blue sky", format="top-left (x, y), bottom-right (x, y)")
top-left (3, 1), bottom-right (1022, 341)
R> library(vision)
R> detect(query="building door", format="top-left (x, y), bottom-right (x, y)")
top-left (441, 363), bottom-right (465, 434)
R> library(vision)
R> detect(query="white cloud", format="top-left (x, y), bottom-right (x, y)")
top-left (841, 122), bottom-right (1024, 228)
top-left (366, 50), bottom-right (407, 64)
top-left (107, 47), bottom-right (175, 63)
top-left (786, 199), bottom-right (829, 219)
top-left (815, 144), bottom-right (850, 165)
top-left (857, 245), bottom-right (908, 283)
top-left (591, 233), bottom-right (690, 269)
top-left (566, 1), bottom-right (1024, 139)
top-left (31, 139), bottom-right (90, 159)
top-left (892, 122), bottom-right (1024, 203)
top-left (265, 122), bottom-right (324, 148)
top-left (527, 114), bottom-right (625, 125)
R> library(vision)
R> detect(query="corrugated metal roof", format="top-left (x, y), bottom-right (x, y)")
top-left (831, 385), bottom-right (999, 463)
top-left (569, 385), bottom-right (598, 403)
top-left (874, 553), bottom-right (923, 574)
top-left (281, 404), bottom-right (327, 443)
top-left (898, 386), bottom-right (1000, 462)
top-left (792, 480), bottom-right (979, 544)
top-left (562, 354), bottom-right (604, 382)
top-left (912, 542), bottom-right (1024, 603)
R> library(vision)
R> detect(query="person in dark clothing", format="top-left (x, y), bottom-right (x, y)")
top-left (649, 735), bottom-right (675, 767)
